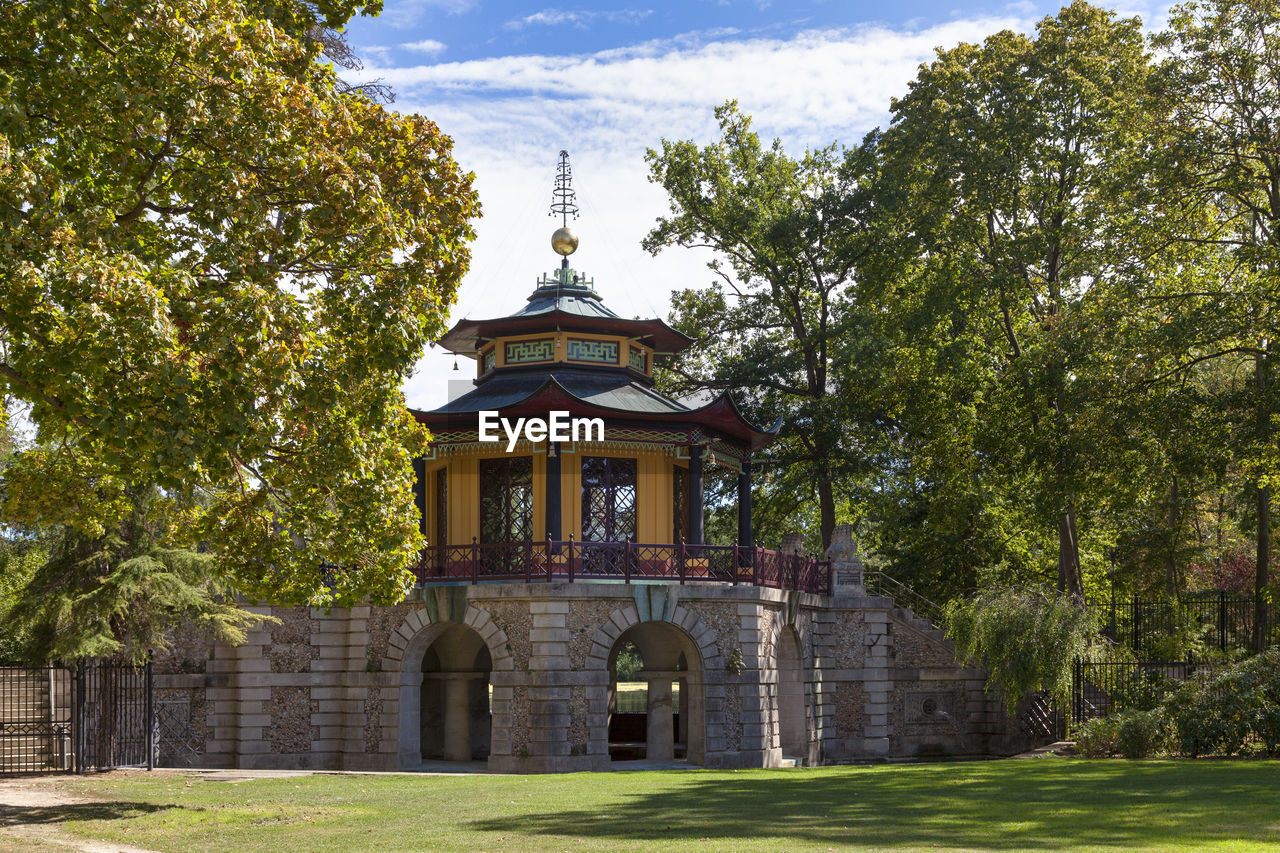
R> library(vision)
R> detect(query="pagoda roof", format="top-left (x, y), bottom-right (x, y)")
top-left (413, 369), bottom-right (779, 451)
top-left (436, 274), bottom-right (694, 356)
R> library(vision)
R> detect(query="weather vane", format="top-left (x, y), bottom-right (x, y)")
top-left (549, 150), bottom-right (579, 269)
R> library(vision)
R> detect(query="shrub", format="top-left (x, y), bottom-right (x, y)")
top-left (1075, 716), bottom-right (1120, 758)
top-left (1113, 709), bottom-right (1171, 759)
top-left (1164, 651), bottom-right (1280, 756)
top-left (1230, 650), bottom-right (1280, 755)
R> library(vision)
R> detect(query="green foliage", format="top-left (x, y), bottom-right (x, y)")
top-left (868, 2), bottom-right (1164, 599)
top-left (0, 0), bottom-right (480, 617)
top-left (0, 534), bottom-right (44, 662)
top-left (1074, 709), bottom-right (1170, 759)
top-left (1164, 651), bottom-right (1280, 757)
top-left (3, 488), bottom-right (266, 663)
top-left (635, 2), bottom-right (1280, 605)
top-left (945, 586), bottom-right (1104, 711)
top-left (614, 643), bottom-right (642, 681)
top-left (645, 102), bottom-right (888, 549)
top-left (1115, 709), bottom-right (1173, 759)
top-left (1074, 716), bottom-right (1120, 758)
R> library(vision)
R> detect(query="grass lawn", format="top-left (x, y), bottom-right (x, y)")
top-left (18, 759), bottom-right (1280, 852)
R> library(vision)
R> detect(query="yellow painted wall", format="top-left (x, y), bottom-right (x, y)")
top-left (429, 444), bottom-right (677, 544)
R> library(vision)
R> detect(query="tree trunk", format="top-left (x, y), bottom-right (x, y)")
top-left (817, 467), bottom-right (836, 551)
top-left (1058, 503), bottom-right (1084, 601)
top-left (1167, 475), bottom-right (1180, 596)
top-left (1257, 483), bottom-right (1272, 652)
top-left (1254, 349), bottom-right (1272, 653)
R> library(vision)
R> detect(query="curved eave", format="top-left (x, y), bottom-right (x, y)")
top-left (412, 378), bottom-right (777, 451)
top-left (436, 312), bottom-right (695, 357)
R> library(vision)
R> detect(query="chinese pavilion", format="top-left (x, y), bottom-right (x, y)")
top-left (408, 151), bottom-right (794, 588)
top-left (146, 154), bottom-right (1041, 775)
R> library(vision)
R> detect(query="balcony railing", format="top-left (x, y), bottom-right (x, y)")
top-left (412, 539), bottom-right (832, 595)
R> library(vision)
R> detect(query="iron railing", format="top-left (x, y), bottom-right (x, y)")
top-left (1095, 591), bottom-right (1277, 655)
top-left (0, 666), bottom-right (73, 775)
top-left (413, 539), bottom-right (832, 595)
top-left (864, 572), bottom-right (943, 624)
top-left (0, 661), bottom-right (154, 776)
top-left (1070, 659), bottom-right (1212, 728)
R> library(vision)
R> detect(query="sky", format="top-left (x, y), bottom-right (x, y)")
top-left (340, 0), bottom-right (1170, 409)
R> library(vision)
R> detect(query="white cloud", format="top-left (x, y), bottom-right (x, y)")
top-left (505, 8), bottom-right (654, 31)
top-left (401, 38), bottom-right (448, 55)
top-left (371, 17), bottom-right (1038, 409)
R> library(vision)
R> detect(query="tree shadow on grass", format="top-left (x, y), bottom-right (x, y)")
top-left (0, 801), bottom-right (175, 828)
top-left (471, 761), bottom-right (1280, 850)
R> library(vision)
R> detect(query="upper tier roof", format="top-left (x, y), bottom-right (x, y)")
top-left (412, 368), bottom-right (780, 451)
top-left (436, 269), bottom-right (694, 357)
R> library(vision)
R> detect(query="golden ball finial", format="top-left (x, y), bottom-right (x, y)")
top-left (552, 226), bottom-right (579, 256)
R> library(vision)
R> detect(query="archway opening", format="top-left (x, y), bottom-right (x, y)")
top-left (420, 623), bottom-right (492, 763)
top-left (777, 626), bottom-right (806, 762)
top-left (607, 622), bottom-right (703, 765)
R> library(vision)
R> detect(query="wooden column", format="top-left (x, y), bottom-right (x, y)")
top-left (737, 458), bottom-right (753, 550)
top-left (546, 443), bottom-right (562, 540)
top-left (688, 443), bottom-right (705, 546)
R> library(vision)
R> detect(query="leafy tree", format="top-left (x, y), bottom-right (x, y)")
top-left (945, 586), bottom-right (1104, 711)
top-left (645, 103), bottom-right (888, 549)
top-left (1152, 0), bottom-right (1280, 649)
top-left (6, 487), bottom-right (256, 663)
top-left (0, 0), bottom-right (479, 657)
top-left (868, 2), bottom-right (1160, 598)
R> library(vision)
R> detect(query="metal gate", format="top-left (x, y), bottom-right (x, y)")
top-left (0, 661), bottom-right (154, 775)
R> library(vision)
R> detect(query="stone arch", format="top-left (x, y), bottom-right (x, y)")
top-left (586, 602), bottom-right (720, 766)
top-left (388, 604), bottom-right (514, 769)
top-left (585, 602), bottom-right (723, 672)
top-left (764, 613), bottom-right (817, 765)
top-left (775, 625), bottom-right (806, 759)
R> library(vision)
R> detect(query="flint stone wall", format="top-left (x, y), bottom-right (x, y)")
top-left (152, 585), bottom-right (1039, 772)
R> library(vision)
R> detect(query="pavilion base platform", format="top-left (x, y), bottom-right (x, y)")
top-left (152, 579), bottom-right (1044, 773)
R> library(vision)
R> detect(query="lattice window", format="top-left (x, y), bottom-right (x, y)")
top-left (566, 338), bottom-right (618, 364)
top-left (435, 467), bottom-right (448, 546)
top-left (481, 348), bottom-right (495, 373)
top-left (504, 339), bottom-right (554, 364)
top-left (581, 456), bottom-right (637, 542)
top-left (628, 346), bottom-right (647, 372)
top-left (480, 457), bottom-right (533, 542)
top-left (673, 464), bottom-right (688, 543)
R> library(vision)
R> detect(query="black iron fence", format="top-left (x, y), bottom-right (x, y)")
top-left (0, 666), bottom-right (73, 774)
top-left (0, 661), bottom-right (155, 776)
top-left (1097, 592), bottom-right (1276, 656)
top-left (1070, 659), bottom-right (1215, 728)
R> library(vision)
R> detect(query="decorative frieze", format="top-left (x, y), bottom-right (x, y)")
top-left (566, 338), bottom-right (618, 364)
top-left (505, 338), bottom-right (554, 363)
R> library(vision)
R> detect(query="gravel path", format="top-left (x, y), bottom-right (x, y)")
top-left (0, 777), bottom-right (162, 853)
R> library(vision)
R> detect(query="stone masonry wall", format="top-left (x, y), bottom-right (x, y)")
top-left (149, 584), bottom-right (1038, 772)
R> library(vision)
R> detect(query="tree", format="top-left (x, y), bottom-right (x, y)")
top-left (869, 2), bottom-right (1159, 598)
top-left (1153, 0), bottom-right (1280, 649)
top-left (644, 103), bottom-right (888, 549)
top-left (945, 586), bottom-right (1104, 711)
top-left (0, 0), bottom-right (479, 657)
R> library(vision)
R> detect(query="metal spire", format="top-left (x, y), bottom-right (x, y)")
top-left (549, 150), bottom-right (580, 269)
top-left (550, 150), bottom-right (579, 227)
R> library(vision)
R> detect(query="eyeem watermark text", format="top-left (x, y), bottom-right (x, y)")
top-left (478, 410), bottom-right (604, 452)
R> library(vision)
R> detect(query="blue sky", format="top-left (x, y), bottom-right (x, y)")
top-left (338, 0), bottom-right (1168, 408)
top-left (346, 0), bottom-right (1111, 64)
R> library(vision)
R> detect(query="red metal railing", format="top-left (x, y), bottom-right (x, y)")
top-left (412, 538), bottom-right (832, 595)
